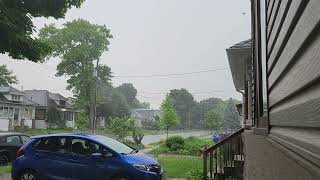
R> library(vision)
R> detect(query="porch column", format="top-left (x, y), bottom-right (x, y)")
top-left (247, 71), bottom-right (253, 127)
top-left (243, 75), bottom-right (251, 129)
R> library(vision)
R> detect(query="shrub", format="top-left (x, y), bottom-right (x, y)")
top-left (150, 136), bottom-right (213, 156)
top-left (186, 169), bottom-right (204, 180)
top-left (76, 111), bottom-right (88, 131)
top-left (109, 117), bottom-right (135, 141)
top-left (132, 127), bottom-right (144, 144)
top-left (165, 136), bottom-right (184, 151)
top-left (123, 140), bottom-right (145, 150)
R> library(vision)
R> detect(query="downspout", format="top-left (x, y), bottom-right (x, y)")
top-left (237, 89), bottom-right (245, 128)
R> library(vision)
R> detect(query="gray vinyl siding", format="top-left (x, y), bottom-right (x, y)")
top-left (265, 0), bottom-right (320, 172)
top-left (267, 0), bottom-right (320, 126)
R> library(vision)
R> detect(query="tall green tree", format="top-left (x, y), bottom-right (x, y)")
top-left (0, 65), bottom-right (17, 86)
top-left (116, 83), bottom-right (137, 106)
top-left (169, 88), bottom-right (195, 129)
top-left (0, 0), bottom-right (84, 62)
top-left (39, 19), bottom-right (113, 129)
top-left (196, 98), bottom-right (226, 128)
top-left (224, 98), bottom-right (241, 130)
top-left (97, 88), bottom-right (130, 121)
top-left (159, 96), bottom-right (179, 138)
top-left (204, 107), bottom-right (224, 134)
top-left (47, 107), bottom-right (65, 129)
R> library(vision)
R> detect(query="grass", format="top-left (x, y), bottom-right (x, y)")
top-left (158, 156), bottom-right (202, 178)
top-left (0, 165), bottom-right (11, 176)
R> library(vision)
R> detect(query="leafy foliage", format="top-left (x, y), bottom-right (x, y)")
top-left (151, 136), bottom-right (213, 156)
top-left (116, 83), bottom-right (150, 109)
top-left (186, 169), bottom-right (204, 180)
top-left (39, 19), bottom-right (113, 127)
top-left (97, 88), bottom-right (130, 121)
top-left (169, 88), bottom-right (195, 128)
top-left (159, 96), bottom-right (180, 137)
top-left (47, 107), bottom-right (65, 129)
top-left (109, 117), bottom-right (135, 141)
top-left (165, 136), bottom-right (185, 151)
top-left (0, 0), bottom-right (84, 61)
top-left (132, 127), bottom-right (144, 144)
top-left (75, 111), bottom-right (88, 131)
top-left (204, 107), bottom-right (224, 133)
top-left (116, 83), bottom-right (137, 106)
top-left (224, 98), bottom-right (241, 130)
top-left (0, 65), bottom-right (17, 86)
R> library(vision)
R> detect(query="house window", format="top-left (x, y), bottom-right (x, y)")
top-left (59, 100), bottom-right (66, 106)
top-left (22, 108), bottom-right (33, 119)
top-left (11, 95), bottom-right (20, 101)
top-left (64, 112), bottom-right (73, 121)
top-left (35, 109), bottom-right (46, 120)
top-left (0, 107), bottom-right (14, 118)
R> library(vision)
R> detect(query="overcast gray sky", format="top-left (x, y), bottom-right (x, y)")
top-left (0, 0), bottom-right (251, 108)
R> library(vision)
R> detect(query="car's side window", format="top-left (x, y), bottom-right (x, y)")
top-left (71, 138), bottom-right (113, 157)
top-left (0, 137), bottom-right (5, 144)
top-left (6, 136), bottom-right (21, 145)
top-left (21, 136), bottom-right (30, 144)
top-left (34, 137), bottom-right (67, 153)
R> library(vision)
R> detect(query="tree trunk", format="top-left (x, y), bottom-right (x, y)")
top-left (89, 102), bottom-right (94, 131)
top-left (166, 128), bottom-right (169, 139)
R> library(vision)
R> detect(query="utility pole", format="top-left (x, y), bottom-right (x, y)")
top-left (92, 59), bottom-right (99, 134)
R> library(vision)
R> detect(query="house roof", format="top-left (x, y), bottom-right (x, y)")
top-left (24, 90), bottom-right (49, 106)
top-left (130, 109), bottom-right (161, 120)
top-left (24, 89), bottom-right (73, 109)
top-left (226, 39), bottom-right (252, 91)
top-left (229, 39), bottom-right (252, 49)
top-left (0, 87), bottom-right (39, 106)
top-left (0, 86), bottom-right (24, 95)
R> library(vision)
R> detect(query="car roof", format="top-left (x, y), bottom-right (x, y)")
top-left (31, 133), bottom-right (96, 139)
top-left (0, 132), bottom-right (24, 137)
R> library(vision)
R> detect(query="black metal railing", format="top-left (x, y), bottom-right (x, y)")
top-left (203, 128), bottom-right (244, 180)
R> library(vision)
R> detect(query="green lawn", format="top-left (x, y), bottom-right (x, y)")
top-left (157, 155), bottom-right (202, 178)
top-left (0, 165), bottom-right (11, 176)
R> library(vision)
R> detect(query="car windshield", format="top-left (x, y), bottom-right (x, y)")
top-left (94, 135), bottom-right (134, 155)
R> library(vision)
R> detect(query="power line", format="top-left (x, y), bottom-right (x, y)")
top-left (1, 58), bottom-right (230, 79)
top-left (139, 90), bottom-right (226, 95)
top-left (113, 67), bottom-right (229, 78)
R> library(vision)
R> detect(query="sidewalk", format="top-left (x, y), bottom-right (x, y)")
top-left (0, 174), bottom-right (10, 180)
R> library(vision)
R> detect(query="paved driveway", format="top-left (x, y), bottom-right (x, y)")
top-left (0, 174), bottom-right (10, 180)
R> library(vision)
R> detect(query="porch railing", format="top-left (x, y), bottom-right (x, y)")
top-left (203, 128), bottom-right (245, 180)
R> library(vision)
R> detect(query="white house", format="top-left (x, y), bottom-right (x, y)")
top-left (130, 109), bottom-right (161, 127)
top-left (0, 87), bottom-right (38, 131)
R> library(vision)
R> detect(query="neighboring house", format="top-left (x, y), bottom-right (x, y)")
top-left (24, 90), bottom-right (76, 129)
top-left (203, 1), bottom-right (320, 180)
top-left (130, 109), bottom-right (161, 127)
top-left (0, 86), bottom-right (38, 131)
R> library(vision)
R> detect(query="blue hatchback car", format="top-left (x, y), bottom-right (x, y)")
top-left (12, 133), bottom-right (163, 180)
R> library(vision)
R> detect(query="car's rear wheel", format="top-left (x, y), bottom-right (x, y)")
top-left (19, 170), bottom-right (38, 180)
top-left (0, 153), bottom-right (9, 166)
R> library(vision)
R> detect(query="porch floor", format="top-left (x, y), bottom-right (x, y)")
top-left (243, 130), bottom-right (314, 180)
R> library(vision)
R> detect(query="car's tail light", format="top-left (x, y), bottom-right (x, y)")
top-left (16, 147), bottom-right (25, 159)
